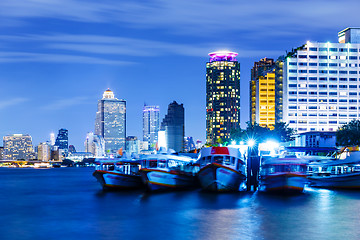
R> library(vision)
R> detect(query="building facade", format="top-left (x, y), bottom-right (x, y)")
top-left (126, 136), bottom-right (140, 155)
top-left (255, 70), bottom-right (276, 129)
top-left (283, 28), bottom-right (360, 133)
top-left (250, 58), bottom-right (275, 125)
top-left (160, 101), bottom-right (185, 152)
top-left (55, 128), bottom-right (68, 154)
top-left (206, 51), bottom-right (241, 145)
top-left (95, 89), bottom-right (126, 154)
top-left (37, 142), bottom-right (51, 161)
top-left (3, 134), bottom-right (35, 160)
top-left (143, 105), bottom-right (160, 150)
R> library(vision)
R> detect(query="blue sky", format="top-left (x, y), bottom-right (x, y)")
top-left (0, 0), bottom-right (359, 150)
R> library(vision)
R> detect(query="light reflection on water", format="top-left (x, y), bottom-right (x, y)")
top-left (1, 168), bottom-right (360, 240)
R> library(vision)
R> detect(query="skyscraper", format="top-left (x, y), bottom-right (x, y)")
top-left (206, 51), bottom-right (241, 145)
top-left (160, 101), bottom-right (184, 152)
top-left (283, 27), bottom-right (360, 133)
top-left (143, 105), bottom-right (160, 150)
top-left (37, 142), bottom-right (51, 161)
top-left (55, 128), bottom-right (68, 154)
top-left (250, 58), bottom-right (275, 125)
top-left (95, 89), bottom-right (126, 154)
top-left (3, 134), bottom-right (35, 160)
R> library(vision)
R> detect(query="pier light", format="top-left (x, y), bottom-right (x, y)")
top-left (231, 140), bottom-right (236, 145)
top-left (239, 141), bottom-right (244, 145)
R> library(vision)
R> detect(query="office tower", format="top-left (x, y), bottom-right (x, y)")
top-left (68, 145), bottom-right (76, 153)
top-left (3, 134), bottom-right (35, 160)
top-left (338, 28), bottom-right (360, 44)
top-left (55, 128), bottom-right (68, 154)
top-left (184, 136), bottom-right (196, 152)
top-left (160, 101), bottom-right (184, 152)
top-left (143, 105), bottom-right (160, 150)
top-left (50, 132), bottom-right (55, 146)
top-left (95, 89), bottom-right (126, 154)
top-left (275, 56), bottom-right (285, 123)
top-left (38, 142), bottom-right (51, 161)
top-left (126, 136), bottom-right (140, 155)
top-left (206, 51), bottom-right (240, 145)
top-left (255, 69), bottom-right (276, 129)
top-left (283, 27), bottom-right (360, 133)
top-left (250, 58), bottom-right (275, 125)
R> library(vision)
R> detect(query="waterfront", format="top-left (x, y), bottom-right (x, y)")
top-left (1, 168), bottom-right (360, 240)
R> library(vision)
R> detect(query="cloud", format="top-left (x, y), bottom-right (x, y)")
top-left (0, 51), bottom-right (135, 65)
top-left (0, 0), bottom-right (358, 36)
top-left (41, 96), bottom-right (91, 110)
top-left (0, 98), bottom-right (28, 109)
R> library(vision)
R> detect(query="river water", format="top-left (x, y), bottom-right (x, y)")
top-left (1, 167), bottom-right (360, 240)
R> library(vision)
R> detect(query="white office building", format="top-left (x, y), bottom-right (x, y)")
top-left (283, 27), bottom-right (360, 133)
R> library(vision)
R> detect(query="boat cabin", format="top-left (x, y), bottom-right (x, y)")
top-left (142, 155), bottom-right (198, 174)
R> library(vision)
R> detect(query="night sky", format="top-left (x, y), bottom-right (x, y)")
top-left (0, 0), bottom-right (359, 150)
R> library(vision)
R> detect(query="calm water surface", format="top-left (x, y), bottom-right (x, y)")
top-left (1, 167), bottom-right (360, 240)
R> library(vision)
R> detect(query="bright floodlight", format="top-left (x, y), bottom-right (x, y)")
top-left (231, 140), bottom-right (236, 145)
top-left (247, 139), bottom-right (255, 147)
top-left (239, 141), bottom-right (244, 145)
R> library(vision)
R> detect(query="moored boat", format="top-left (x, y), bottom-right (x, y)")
top-left (197, 147), bottom-right (247, 192)
top-left (139, 153), bottom-right (199, 191)
top-left (259, 155), bottom-right (308, 193)
top-left (308, 151), bottom-right (360, 189)
top-left (93, 158), bottom-right (144, 190)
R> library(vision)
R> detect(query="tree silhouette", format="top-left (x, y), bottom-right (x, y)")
top-left (336, 119), bottom-right (360, 146)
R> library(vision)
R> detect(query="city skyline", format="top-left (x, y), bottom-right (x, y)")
top-left (1, 0), bottom-right (360, 150)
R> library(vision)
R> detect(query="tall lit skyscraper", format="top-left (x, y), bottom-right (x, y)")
top-left (160, 101), bottom-right (184, 152)
top-left (3, 134), bottom-right (35, 160)
top-left (250, 58), bottom-right (275, 125)
top-left (206, 51), bottom-right (240, 145)
top-left (55, 128), bottom-right (68, 154)
top-left (95, 89), bottom-right (126, 154)
top-left (37, 142), bottom-right (51, 161)
top-left (143, 105), bottom-right (160, 150)
top-left (283, 27), bottom-right (360, 133)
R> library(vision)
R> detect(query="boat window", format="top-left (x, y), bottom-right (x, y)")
top-left (231, 157), bottom-right (235, 165)
top-left (224, 156), bottom-right (231, 165)
top-left (213, 156), bottom-right (223, 164)
top-left (149, 160), bottom-right (157, 168)
top-left (158, 159), bottom-right (167, 168)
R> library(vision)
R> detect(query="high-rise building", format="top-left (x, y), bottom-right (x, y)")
top-left (55, 128), bottom-right (68, 154)
top-left (206, 51), bottom-right (241, 145)
top-left (160, 101), bottom-right (185, 152)
top-left (95, 89), bottom-right (126, 154)
top-left (50, 132), bottom-right (55, 146)
top-left (283, 27), bottom-right (360, 133)
top-left (126, 136), bottom-right (140, 155)
top-left (275, 56), bottom-right (285, 123)
top-left (143, 105), bottom-right (160, 150)
top-left (3, 134), bottom-right (35, 160)
top-left (0, 146), bottom-right (4, 160)
top-left (255, 69), bottom-right (276, 129)
top-left (250, 58), bottom-right (275, 125)
top-left (37, 142), bottom-right (51, 161)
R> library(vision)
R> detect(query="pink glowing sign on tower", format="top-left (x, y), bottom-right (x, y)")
top-left (209, 51), bottom-right (238, 62)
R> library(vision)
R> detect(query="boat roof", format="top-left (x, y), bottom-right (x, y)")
top-left (141, 153), bottom-right (195, 163)
top-left (309, 158), bottom-right (360, 167)
top-left (261, 156), bottom-right (308, 165)
top-left (198, 147), bottom-right (242, 159)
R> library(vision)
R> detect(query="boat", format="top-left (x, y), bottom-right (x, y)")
top-left (93, 158), bottom-right (144, 190)
top-left (308, 151), bottom-right (360, 189)
top-left (258, 154), bottom-right (308, 193)
top-left (139, 153), bottom-right (199, 191)
top-left (197, 147), bottom-right (247, 192)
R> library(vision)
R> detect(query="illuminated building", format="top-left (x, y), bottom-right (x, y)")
top-left (84, 132), bottom-right (105, 157)
top-left (0, 147), bottom-right (4, 160)
top-left (283, 27), bottom-right (360, 133)
top-left (256, 70), bottom-right (276, 129)
top-left (3, 134), bottom-right (35, 160)
top-left (250, 58), bottom-right (275, 125)
top-left (206, 51), bottom-right (240, 145)
top-left (95, 89), bottom-right (126, 154)
top-left (55, 128), bottom-right (68, 155)
top-left (160, 101), bottom-right (184, 152)
top-left (37, 142), bottom-right (51, 161)
top-left (126, 136), bottom-right (140, 155)
top-left (143, 105), bottom-right (160, 150)
top-left (50, 132), bottom-right (55, 146)
top-left (68, 145), bottom-right (76, 153)
top-left (275, 56), bottom-right (284, 123)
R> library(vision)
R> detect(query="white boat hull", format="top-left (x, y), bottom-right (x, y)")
top-left (198, 163), bottom-right (246, 192)
top-left (309, 172), bottom-right (360, 189)
top-left (93, 170), bottom-right (143, 190)
top-left (140, 169), bottom-right (197, 191)
top-left (260, 173), bottom-right (307, 193)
